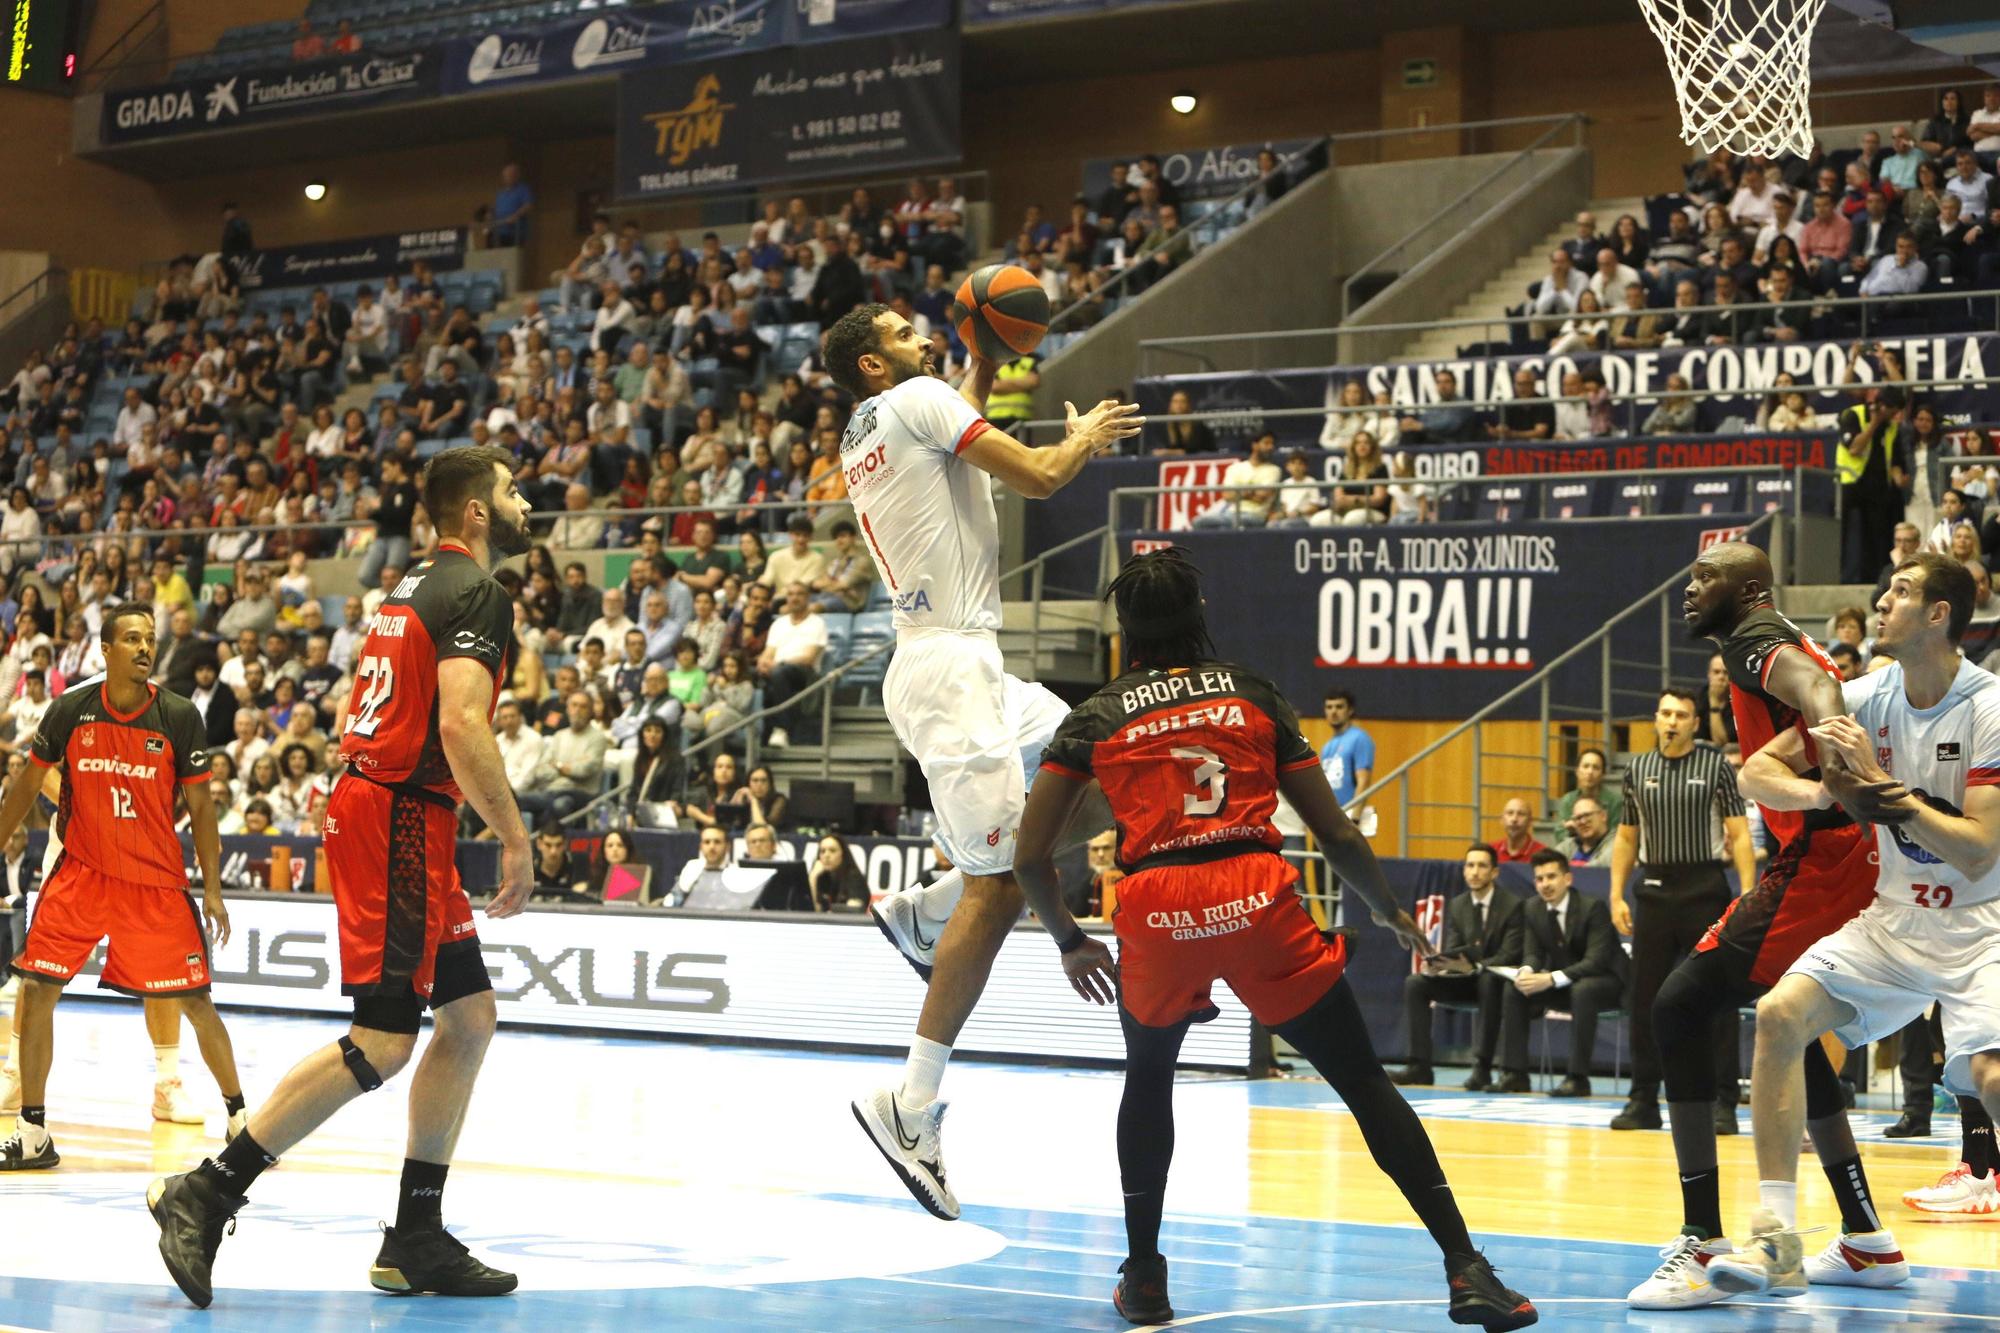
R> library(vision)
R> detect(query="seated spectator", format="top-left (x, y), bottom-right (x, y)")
top-left (1642, 373), bottom-right (1700, 434)
top-left (1390, 845), bottom-right (1523, 1089)
top-left (807, 833), bottom-right (868, 912)
top-left (612, 661), bottom-right (683, 748)
top-left (582, 829), bottom-right (641, 902)
top-left (741, 822), bottom-right (792, 863)
top-left (1558, 797), bottom-right (1614, 868)
top-left (758, 582), bottom-right (826, 749)
top-left (1490, 796), bottom-right (1546, 863)
top-left (1385, 450), bottom-right (1433, 525)
top-left (1560, 210), bottom-right (1603, 266)
top-left (1554, 747), bottom-right (1624, 827)
top-left (761, 514), bottom-right (826, 590)
top-left (1847, 190), bottom-right (1898, 277)
top-left (1750, 191), bottom-right (1805, 265)
top-left (1526, 249), bottom-right (1586, 337)
top-left (1497, 850), bottom-right (1630, 1097)
top-left (538, 690), bottom-right (609, 823)
top-left (532, 825), bottom-right (582, 900)
top-left (1798, 190), bottom-right (1852, 290)
top-left (810, 520), bottom-right (878, 612)
top-left (490, 698), bottom-right (550, 830)
top-left (1586, 247), bottom-right (1640, 309)
top-left (669, 826), bottom-right (734, 906)
top-left (1329, 431), bottom-right (1390, 526)
top-left (742, 764), bottom-right (788, 830)
top-left (1271, 450), bottom-right (1326, 527)
top-left (1752, 266), bottom-right (1811, 342)
top-left (1396, 371), bottom-right (1482, 445)
top-left (291, 17), bottom-right (324, 60)
top-left (1859, 230), bottom-right (1929, 298)
top-left (625, 717), bottom-right (683, 822)
top-left (1549, 290), bottom-right (1608, 356)
top-left (1949, 141), bottom-right (1999, 216)
top-left (685, 751), bottom-right (745, 831)
top-left (1727, 162), bottom-right (1788, 229)
top-left (1607, 283), bottom-right (1665, 349)
top-left (1192, 431), bottom-right (1280, 528)
top-left (695, 650), bottom-right (755, 744)
top-left (550, 484), bottom-right (605, 550)
top-left (1647, 209), bottom-right (1702, 280)
top-left (1154, 389), bottom-right (1214, 455)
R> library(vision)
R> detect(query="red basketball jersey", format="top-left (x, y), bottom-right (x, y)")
top-left (336, 541), bottom-right (512, 803)
top-left (1718, 605), bottom-right (1850, 846)
top-left (1039, 661), bottom-right (1319, 869)
top-left (31, 678), bottom-right (211, 889)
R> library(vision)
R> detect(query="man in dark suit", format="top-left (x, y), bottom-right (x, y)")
top-left (1392, 845), bottom-right (1526, 1090)
top-left (187, 653), bottom-right (238, 747)
top-left (1498, 848), bottom-right (1629, 1097)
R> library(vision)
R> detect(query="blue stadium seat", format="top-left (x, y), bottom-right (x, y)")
top-left (821, 613), bottom-right (854, 669)
top-left (844, 611), bottom-right (894, 690)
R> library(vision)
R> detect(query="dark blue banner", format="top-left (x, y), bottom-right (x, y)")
top-left (1115, 517), bottom-right (1757, 718)
top-left (227, 227), bottom-right (466, 291)
top-left (614, 29), bottom-right (960, 200)
top-left (1136, 332), bottom-right (2000, 450)
top-left (103, 47), bottom-right (442, 143)
top-left (1080, 137), bottom-right (1319, 207)
top-left (964, 0), bottom-right (1184, 24)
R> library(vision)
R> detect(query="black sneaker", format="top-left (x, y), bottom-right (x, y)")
top-left (1883, 1112), bottom-right (1931, 1139)
top-left (370, 1223), bottom-right (518, 1296)
top-left (1447, 1251), bottom-right (1538, 1330)
top-left (1714, 1102), bottom-right (1740, 1135)
top-left (1610, 1097), bottom-right (1663, 1130)
top-left (148, 1168), bottom-right (244, 1309)
top-left (1113, 1254), bottom-right (1172, 1325)
top-left (1390, 1065), bottom-right (1435, 1086)
top-left (0, 1126), bottom-right (58, 1171)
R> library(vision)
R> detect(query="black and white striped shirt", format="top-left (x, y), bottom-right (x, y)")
top-left (1619, 741), bottom-right (1744, 865)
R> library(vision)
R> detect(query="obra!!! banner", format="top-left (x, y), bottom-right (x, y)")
top-left (614, 28), bottom-right (959, 199)
top-left (1132, 517), bottom-right (1753, 717)
top-left (1135, 333), bottom-right (2000, 451)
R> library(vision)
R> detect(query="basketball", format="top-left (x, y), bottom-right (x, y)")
top-left (949, 263), bottom-right (1051, 361)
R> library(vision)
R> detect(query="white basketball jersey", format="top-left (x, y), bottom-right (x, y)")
top-left (840, 374), bottom-right (1000, 635)
top-left (1843, 659), bottom-right (2000, 907)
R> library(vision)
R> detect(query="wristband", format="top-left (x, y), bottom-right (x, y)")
top-left (1055, 924), bottom-right (1089, 954)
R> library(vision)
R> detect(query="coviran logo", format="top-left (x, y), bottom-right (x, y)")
top-left (645, 73), bottom-right (733, 166)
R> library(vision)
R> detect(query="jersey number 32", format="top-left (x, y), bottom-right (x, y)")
top-left (347, 655), bottom-right (396, 737)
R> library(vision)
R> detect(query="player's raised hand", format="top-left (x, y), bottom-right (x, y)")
top-left (1061, 935), bottom-right (1118, 1005)
top-left (487, 841), bottom-right (534, 919)
top-left (1065, 399), bottom-right (1145, 456)
top-left (203, 887), bottom-right (231, 951)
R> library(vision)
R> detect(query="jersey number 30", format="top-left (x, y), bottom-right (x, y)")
top-left (1172, 746), bottom-right (1229, 817)
top-left (348, 656), bottom-right (396, 737)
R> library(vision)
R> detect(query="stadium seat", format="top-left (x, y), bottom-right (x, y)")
top-left (821, 613), bottom-right (854, 670)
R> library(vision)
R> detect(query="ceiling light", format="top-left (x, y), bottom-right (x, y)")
top-left (303, 180), bottom-right (328, 202)
top-left (1169, 91), bottom-right (1197, 116)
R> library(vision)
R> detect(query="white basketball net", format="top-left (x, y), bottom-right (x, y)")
top-left (1636, 0), bottom-right (1827, 158)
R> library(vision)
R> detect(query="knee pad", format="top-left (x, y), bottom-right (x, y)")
top-left (338, 1035), bottom-right (384, 1093)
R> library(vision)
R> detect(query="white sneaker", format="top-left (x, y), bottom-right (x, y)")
top-left (1903, 1162), bottom-right (2000, 1215)
top-left (0, 1120), bottom-right (57, 1171)
top-left (1805, 1228), bottom-right (1910, 1287)
top-left (152, 1078), bottom-right (205, 1125)
top-left (869, 884), bottom-right (937, 981)
top-left (766, 728), bottom-right (789, 750)
top-left (851, 1085), bottom-right (958, 1221)
top-left (0, 1064), bottom-right (18, 1115)
top-left (225, 1107), bottom-right (249, 1143)
top-left (1627, 1232), bottom-right (1736, 1309)
top-left (1708, 1208), bottom-right (1806, 1298)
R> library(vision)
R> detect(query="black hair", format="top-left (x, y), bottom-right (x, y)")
top-left (1894, 551), bottom-right (1976, 643)
top-left (831, 519), bottom-right (857, 538)
top-left (1324, 687), bottom-right (1355, 707)
top-left (1659, 685), bottom-right (1701, 714)
top-left (1578, 745), bottom-right (1607, 765)
top-left (1464, 843), bottom-right (1498, 867)
top-left (1107, 548), bottom-right (1215, 669)
top-left (421, 444), bottom-right (515, 537)
top-left (1528, 846), bottom-right (1571, 875)
top-left (99, 600), bottom-right (154, 645)
top-left (822, 302), bottom-right (892, 399)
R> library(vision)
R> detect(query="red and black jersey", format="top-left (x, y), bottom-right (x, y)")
top-left (1718, 605), bottom-right (1849, 846)
top-left (336, 540), bottom-right (512, 804)
top-left (1040, 660), bottom-right (1317, 870)
top-left (31, 677), bottom-right (210, 889)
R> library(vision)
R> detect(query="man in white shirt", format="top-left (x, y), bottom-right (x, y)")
top-left (670, 826), bottom-right (734, 907)
top-left (582, 587), bottom-right (636, 655)
top-left (757, 583), bottom-right (827, 750)
top-left (113, 388), bottom-right (155, 452)
top-left (587, 378), bottom-right (631, 450)
top-left (550, 483), bottom-right (605, 551)
top-left (1859, 231), bottom-right (1929, 298)
top-left (536, 691), bottom-right (609, 824)
top-left (760, 514), bottom-right (828, 591)
top-left (820, 302), bottom-right (1138, 1221)
top-left (342, 287), bottom-right (387, 374)
top-left (1946, 153), bottom-right (1997, 217)
top-left (1527, 249), bottom-right (1588, 335)
top-left (490, 699), bottom-right (552, 830)
top-left (0, 669), bottom-right (50, 754)
top-left (328, 595), bottom-right (367, 674)
top-left (1587, 247), bottom-right (1642, 309)
top-left (1192, 430), bottom-right (1281, 527)
top-left (1727, 163), bottom-right (1787, 229)
top-left (1970, 83), bottom-right (2000, 152)
top-left (1751, 192), bottom-right (1805, 265)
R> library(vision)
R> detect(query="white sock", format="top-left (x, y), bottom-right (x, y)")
top-left (914, 868), bottom-right (965, 924)
top-left (900, 1036), bottom-right (952, 1106)
top-left (154, 1044), bottom-right (179, 1083)
top-left (1759, 1180), bottom-right (1798, 1228)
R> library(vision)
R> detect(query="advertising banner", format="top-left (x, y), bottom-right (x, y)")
top-left (613, 28), bottom-right (960, 200)
top-left (63, 891), bottom-right (1250, 1069)
top-left (964, 0), bottom-right (1185, 24)
top-left (226, 227), bottom-right (466, 290)
top-left (1135, 332), bottom-right (2000, 450)
top-left (1117, 517), bottom-right (1752, 717)
top-left (1079, 137), bottom-right (1320, 207)
top-left (103, 47), bottom-right (441, 143)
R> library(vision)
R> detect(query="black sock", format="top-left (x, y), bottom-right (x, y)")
top-left (1122, 1184), bottom-right (1166, 1263)
top-left (1276, 980), bottom-right (1477, 1266)
top-left (198, 1129), bottom-right (274, 1197)
top-left (223, 1093), bottom-right (246, 1117)
top-left (1678, 1167), bottom-right (1723, 1240)
top-left (1963, 1097), bottom-right (1996, 1178)
top-left (1823, 1155), bottom-right (1882, 1234)
top-left (397, 1159), bottom-right (449, 1232)
top-left (1116, 1006), bottom-right (1183, 1262)
top-left (19, 1105), bottom-right (44, 1128)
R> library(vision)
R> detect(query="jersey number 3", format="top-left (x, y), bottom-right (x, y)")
top-left (348, 655), bottom-right (396, 737)
top-left (1172, 745), bottom-right (1229, 817)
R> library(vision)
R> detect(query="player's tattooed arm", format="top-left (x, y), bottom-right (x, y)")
top-left (1279, 765), bottom-right (1433, 958)
top-left (1015, 766), bottom-right (1116, 1005)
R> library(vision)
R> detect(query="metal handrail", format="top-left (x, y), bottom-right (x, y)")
top-left (0, 269), bottom-right (68, 334)
top-left (78, 0), bottom-right (165, 90)
top-left (1341, 114), bottom-right (1589, 318)
top-left (1139, 286), bottom-right (2000, 371)
top-left (1351, 509), bottom-right (1781, 856)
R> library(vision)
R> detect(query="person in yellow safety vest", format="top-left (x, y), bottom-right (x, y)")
top-left (985, 354), bottom-right (1040, 435)
top-left (1836, 385), bottom-right (1906, 584)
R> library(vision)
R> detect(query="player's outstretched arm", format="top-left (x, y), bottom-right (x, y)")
top-left (958, 398), bottom-right (1144, 500)
top-left (1762, 647), bottom-right (1848, 727)
top-left (181, 778), bottom-right (230, 948)
top-left (1015, 766), bottom-right (1116, 1005)
top-left (956, 354), bottom-right (997, 414)
top-left (1278, 764), bottom-right (1433, 958)
top-left (437, 657), bottom-right (533, 918)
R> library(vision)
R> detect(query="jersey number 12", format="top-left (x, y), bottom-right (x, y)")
top-left (109, 786), bottom-right (136, 820)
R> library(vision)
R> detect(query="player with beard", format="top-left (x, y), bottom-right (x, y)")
top-left (149, 447), bottom-right (537, 1308)
top-left (823, 303), bottom-right (1141, 1220)
top-left (1626, 541), bottom-right (1903, 1310)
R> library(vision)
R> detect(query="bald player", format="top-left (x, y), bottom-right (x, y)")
top-left (1627, 542), bottom-right (1903, 1309)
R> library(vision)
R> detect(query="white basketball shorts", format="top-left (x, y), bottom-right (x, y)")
top-left (883, 630), bottom-right (1069, 878)
top-left (1785, 896), bottom-right (2000, 1098)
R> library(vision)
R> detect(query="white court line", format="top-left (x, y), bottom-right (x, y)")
top-left (1131, 1296), bottom-right (2000, 1329)
top-left (877, 1274), bottom-right (1107, 1304)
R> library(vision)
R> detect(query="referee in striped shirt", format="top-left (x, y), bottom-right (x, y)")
top-left (1608, 686), bottom-right (1758, 1133)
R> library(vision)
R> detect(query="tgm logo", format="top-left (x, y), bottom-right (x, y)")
top-left (466, 33), bottom-right (544, 85)
top-left (645, 73), bottom-right (733, 165)
top-left (572, 18), bottom-right (650, 71)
